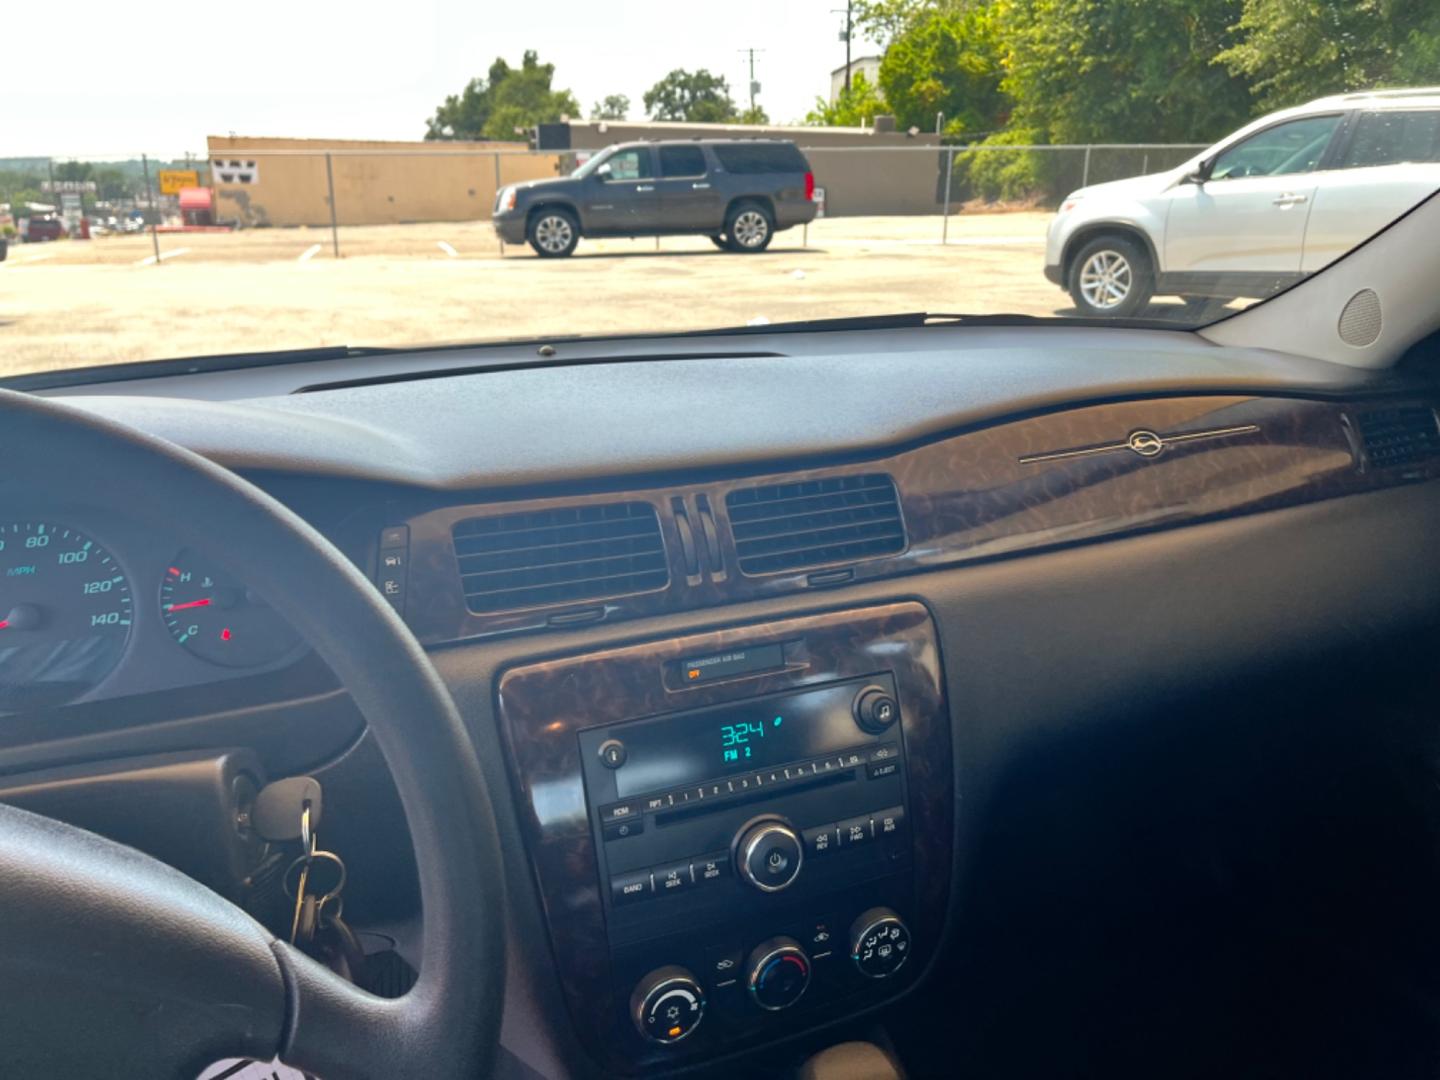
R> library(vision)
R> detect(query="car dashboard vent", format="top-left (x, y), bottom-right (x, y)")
top-left (1355, 406), bottom-right (1440, 469)
top-left (452, 502), bottom-right (669, 614)
top-left (727, 474), bottom-right (906, 576)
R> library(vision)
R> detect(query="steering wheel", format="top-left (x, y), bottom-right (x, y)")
top-left (0, 389), bottom-right (505, 1078)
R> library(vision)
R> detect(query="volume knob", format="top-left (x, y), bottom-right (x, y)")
top-left (735, 819), bottom-right (803, 893)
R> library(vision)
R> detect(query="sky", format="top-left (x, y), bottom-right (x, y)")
top-left (4, 0), bottom-right (882, 159)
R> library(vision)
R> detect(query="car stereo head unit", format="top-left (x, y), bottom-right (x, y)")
top-left (496, 603), bottom-right (952, 1076)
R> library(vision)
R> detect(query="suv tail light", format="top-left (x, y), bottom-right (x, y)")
top-left (804, 171), bottom-right (815, 201)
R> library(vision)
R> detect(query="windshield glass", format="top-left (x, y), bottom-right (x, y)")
top-left (570, 147), bottom-right (615, 178)
top-left (3, 1), bottom-right (1438, 378)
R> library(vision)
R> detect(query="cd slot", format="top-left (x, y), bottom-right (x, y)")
top-left (654, 769), bottom-right (857, 827)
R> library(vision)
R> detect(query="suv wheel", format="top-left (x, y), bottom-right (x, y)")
top-left (528, 209), bottom-right (580, 258)
top-left (1067, 235), bottom-right (1153, 317)
top-left (708, 234), bottom-right (728, 250)
top-left (725, 202), bottom-right (774, 253)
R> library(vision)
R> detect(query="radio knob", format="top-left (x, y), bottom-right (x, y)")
top-left (631, 966), bottom-right (705, 1044)
top-left (849, 907), bottom-right (911, 979)
top-left (853, 686), bottom-right (898, 734)
top-left (746, 936), bottom-right (811, 1011)
top-left (735, 819), bottom-right (803, 893)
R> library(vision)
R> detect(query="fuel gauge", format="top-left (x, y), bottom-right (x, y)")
top-left (160, 549), bottom-right (304, 668)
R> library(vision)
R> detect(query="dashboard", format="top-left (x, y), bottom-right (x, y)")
top-left (0, 513), bottom-right (307, 712)
top-left (9, 323), bottom-right (1440, 1077)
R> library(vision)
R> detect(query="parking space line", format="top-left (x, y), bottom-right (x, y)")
top-left (437, 241), bottom-right (459, 257)
top-left (299, 244), bottom-right (323, 262)
top-left (134, 248), bottom-right (191, 267)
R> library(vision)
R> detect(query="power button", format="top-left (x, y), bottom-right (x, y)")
top-left (598, 739), bottom-right (627, 769)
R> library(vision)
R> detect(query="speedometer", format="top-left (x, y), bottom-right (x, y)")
top-left (0, 522), bottom-right (132, 711)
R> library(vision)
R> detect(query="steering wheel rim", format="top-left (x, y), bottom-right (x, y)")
top-left (0, 389), bottom-right (504, 1078)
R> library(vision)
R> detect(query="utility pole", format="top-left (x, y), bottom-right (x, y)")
top-left (738, 48), bottom-right (764, 116)
top-left (831, 1), bottom-right (854, 93)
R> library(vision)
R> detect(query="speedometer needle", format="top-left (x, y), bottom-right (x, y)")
top-left (167, 598), bottom-right (213, 612)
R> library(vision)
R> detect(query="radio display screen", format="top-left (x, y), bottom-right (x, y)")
top-left (608, 679), bottom-right (878, 798)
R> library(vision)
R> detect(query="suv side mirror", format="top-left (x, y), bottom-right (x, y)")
top-left (595, 162), bottom-right (612, 181)
top-left (1182, 158), bottom-right (1214, 185)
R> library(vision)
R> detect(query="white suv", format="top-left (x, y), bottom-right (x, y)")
top-left (1044, 88), bottom-right (1440, 318)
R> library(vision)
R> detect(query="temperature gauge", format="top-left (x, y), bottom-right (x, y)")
top-left (160, 550), bottom-right (303, 668)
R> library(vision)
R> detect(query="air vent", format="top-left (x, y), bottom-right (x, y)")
top-left (727, 474), bottom-right (906, 576)
top-left (1355, 407), bottom-right (1440, 469)
top-left (453, 502), bottom-right (669, 614)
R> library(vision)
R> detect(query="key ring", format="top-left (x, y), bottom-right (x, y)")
top-left (283, 848), bottom-right (347, 903)
top-left (300, 800), bottom-right (314, 857)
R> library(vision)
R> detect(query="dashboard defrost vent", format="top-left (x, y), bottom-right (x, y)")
top-left (452, 502), bottom-right (669, 614)
top-left (727, 474), bottom-right (906, 576)
top-left (1355, 407), bottom-right (1440, 469)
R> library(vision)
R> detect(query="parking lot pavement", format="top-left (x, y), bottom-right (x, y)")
top-left (0, 213), bottom-right (1193, 375)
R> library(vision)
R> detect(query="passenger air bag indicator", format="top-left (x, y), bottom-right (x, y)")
top-left (680, 643), bottom-right (785, 684)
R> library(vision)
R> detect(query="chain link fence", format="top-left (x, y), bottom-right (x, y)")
top-left (3, 142), bottom-right (1206, 265)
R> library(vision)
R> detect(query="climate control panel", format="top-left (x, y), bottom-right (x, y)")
top-left (628, 905), bottom-right (915, 1045)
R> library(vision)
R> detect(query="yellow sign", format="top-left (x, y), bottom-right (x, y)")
top-left (158, 169), bottom-right (200, 195)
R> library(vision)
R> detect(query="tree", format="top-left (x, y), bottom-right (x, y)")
top-left (590, 94), bottom-right (631, 120)
top-left (853, 0), bottom-right (929, 45)
top-left (806, 71), bottom-right (889, 127)
top-left (91, 167), bottom-right (131, 202)
top-left (739, 104), bottom-right (770, 125)
top-left (994, 0), bottom-right (1254, 144)
top-left (643, 69), bottom-right (738, 122)
top-left (877, 3), bottom-right (1009, 136)
top-left (1216, 0), bottom-right (1440, 111)
top-left (54, 161), bottom-right (94, 182)
top-left (425, 51), bottom-right (580, 140)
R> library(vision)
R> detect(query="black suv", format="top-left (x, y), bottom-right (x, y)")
top-left (493, 139), bottom-right (818, 257)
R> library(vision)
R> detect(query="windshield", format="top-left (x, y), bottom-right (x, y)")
top-left (3, 1), bottom-right (1438, 379)
top-left (570, 147), bottom-right (616, 178)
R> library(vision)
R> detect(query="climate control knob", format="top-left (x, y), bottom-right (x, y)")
top-left (849, 907), bottom-right (911, 979)
top-left (735, 818), bottom-right (803, 892)
top-left (746, 936), bottom-right (811, 1011)
top-left (631, 966), bottom-right (705, 1044)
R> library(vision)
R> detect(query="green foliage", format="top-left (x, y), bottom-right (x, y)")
top-left (91, 168), bottom-right (131, 202)
top-left (426, 52), bottom-right (580, 141)
top-left (955, 127), bottom-right (1057, 202)
top-left (54, 161), bottom-right (93, 182)
top-left (738, 105), bottom-right (771, 125)
top-left (1216, 0), bottom-right (1440, 110)
top-left (878, 3), bottom-right (1008, 136)
top-left (590, 94), bottom-right (631, 120)
top-left (806, 71), bottom-right (889, 127)
top-left (853, 0), bottom-right (928, 45)
top-left (643, 69), bottom-right (738, 122)
top-left (994, 0), bottom-right (1254, 144)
